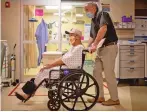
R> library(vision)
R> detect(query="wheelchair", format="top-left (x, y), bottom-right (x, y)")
top-left (23, 50), bottom-right (99, 111)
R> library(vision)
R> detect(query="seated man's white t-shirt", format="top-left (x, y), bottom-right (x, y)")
top-left (34, 44), bottom-right (84, 85)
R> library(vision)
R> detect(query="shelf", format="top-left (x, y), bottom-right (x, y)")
top-left (115, 28), bottom-right (134, 30)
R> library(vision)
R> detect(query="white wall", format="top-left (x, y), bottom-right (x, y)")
top-left (1, 0), bottom-right (21, 80)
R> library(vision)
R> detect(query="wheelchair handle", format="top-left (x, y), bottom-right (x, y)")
top-left (83, 49), bottom-right (89, 53)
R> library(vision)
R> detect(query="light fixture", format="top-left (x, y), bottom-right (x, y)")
top-left (45, 6), bottom-right (58, 9)
top-left (45, 5), bottom-right (72, 10)
top-left (61, 6), bottom-right (72, 10)
top-left (53, 13), bottom-right (65, 16)
top-left (76, 14), bottom-right (83, 17)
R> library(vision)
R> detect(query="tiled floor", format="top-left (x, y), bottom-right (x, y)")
top-left (1, 78), bottom-right (147, 111)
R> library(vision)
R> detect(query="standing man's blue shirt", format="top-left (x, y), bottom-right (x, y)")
top-left (35, 19), bottom-right (48, 65)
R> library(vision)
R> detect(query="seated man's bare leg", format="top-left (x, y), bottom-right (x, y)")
top-left (15, 69), bottom-right (51, 101)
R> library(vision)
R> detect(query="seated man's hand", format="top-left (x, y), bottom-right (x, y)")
top-left (40, 64), bottom-right (52, 72)
top-left (40, 67), bottom-right (46, 72)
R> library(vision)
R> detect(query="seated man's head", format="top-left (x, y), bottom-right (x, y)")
top-left (65, 28), bottom-right (82, 46)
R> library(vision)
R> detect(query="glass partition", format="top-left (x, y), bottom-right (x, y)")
top-left (23, 5), bottom-right (60, 76)
top-left (22, 1), bottom-right (96, 77)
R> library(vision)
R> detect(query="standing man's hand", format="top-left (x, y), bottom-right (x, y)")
top-left (89, 43), bottom-right (97, 53)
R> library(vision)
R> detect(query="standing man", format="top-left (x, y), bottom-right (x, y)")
top-left (84, 2), bottom-right (120, 106)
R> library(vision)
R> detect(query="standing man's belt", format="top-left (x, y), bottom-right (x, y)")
top-left (102, 41), bottom-right (117, 47)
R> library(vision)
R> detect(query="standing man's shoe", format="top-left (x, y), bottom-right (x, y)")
top-left (87, 97), bottom-right (105, 103)
top-left (102, 99), bottom-right (120, 106)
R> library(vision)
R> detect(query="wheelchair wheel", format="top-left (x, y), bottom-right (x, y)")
top-left (48, 90), bottom-right (58, 100)
top-left (58, 71), bottom-right (99, 111)
top-left (47, 99), bottom-right (61, 111)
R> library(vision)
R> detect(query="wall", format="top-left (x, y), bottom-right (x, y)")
top-left (101, 0), bottom-right (135, 39)
top-left (101, 0), bottom-right (135, 22)
top-left (1, 0), bottom-right (21, 80)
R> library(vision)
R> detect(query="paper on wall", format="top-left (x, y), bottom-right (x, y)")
top-left (84, 24), bottom-right (91, 40)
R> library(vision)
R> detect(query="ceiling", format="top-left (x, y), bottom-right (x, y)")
top-left (36, 6), bottom-right (85, 15)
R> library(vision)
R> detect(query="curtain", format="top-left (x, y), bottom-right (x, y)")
top-left (24, 6), bottom-right (38, 69)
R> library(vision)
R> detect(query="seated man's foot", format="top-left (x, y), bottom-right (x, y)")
top-left (87, 97), bottom-right (105, 103)
top-left (15, 92), bottom-right (30, 102)
top-left (102, 99), bottom-right (120, 106)
top-left (32, 92), bottom-right (36, 97)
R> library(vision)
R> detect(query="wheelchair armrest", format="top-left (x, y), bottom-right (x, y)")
top-left (49, 69), bottom-right (61, 79)
top-left (62, 51), bottom-right (67, 56)
top-left (49, 69), bottom-right (61, 74)
top-left (60, 64), bottom-right (67, 69)
top-left (60, 68), bottom-right (84, 74)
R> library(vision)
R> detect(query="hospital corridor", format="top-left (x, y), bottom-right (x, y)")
top-left (1, 0), bottom-right (147, 111)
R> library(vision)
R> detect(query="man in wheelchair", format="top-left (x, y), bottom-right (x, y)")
top-left (15, 28), bottom-right (84, 102)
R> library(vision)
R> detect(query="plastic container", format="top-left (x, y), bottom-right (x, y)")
top-left (122, 16), bottom-right (132, 22)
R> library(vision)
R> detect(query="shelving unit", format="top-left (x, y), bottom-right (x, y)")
top-left (1, 40), bottom-right (12, 86)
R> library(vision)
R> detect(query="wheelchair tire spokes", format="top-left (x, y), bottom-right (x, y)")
top-left (62, 93), bottom-right (75, 101)
top-left (60, 85), bottom-right (75, 92)
top-left (72, 81), bottom-right (78, 89)
top-left (80, 96), bottom-right (87, 109)
top-left (48, 90), bottom-right (59, 100)
top-left (88, 83), bottom-right (95, 88)
top-left (72, 97), bottom-right (78, 110)
top-left (58, 72), bottom-right (95, 111)
top-left (47, 99), bottom-right (61, 111)
top-left (79, 75), bottom-right (85, 89)
top-left (84, 93), bottom-right (96, 98)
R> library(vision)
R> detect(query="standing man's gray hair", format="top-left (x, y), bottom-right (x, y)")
top-left (96, 0), bottom-right (102, 12)
top-left (85, 1), bottom-right (102, 12)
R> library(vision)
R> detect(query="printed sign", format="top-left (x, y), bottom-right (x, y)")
top-left (35, 9), bottom-right (44, 16)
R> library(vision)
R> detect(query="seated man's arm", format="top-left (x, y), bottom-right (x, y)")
top-left (40, 57), bottom-right (64, 72)
top-left (50, 58), bottom-right (64, 67)
top-left (40, 45), bottom-right (83, 72)
top-left (45, 57), bottom-right (64, 69)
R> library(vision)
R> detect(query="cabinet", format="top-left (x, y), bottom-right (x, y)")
top-left (118, 44), bottom-right (146, 79)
